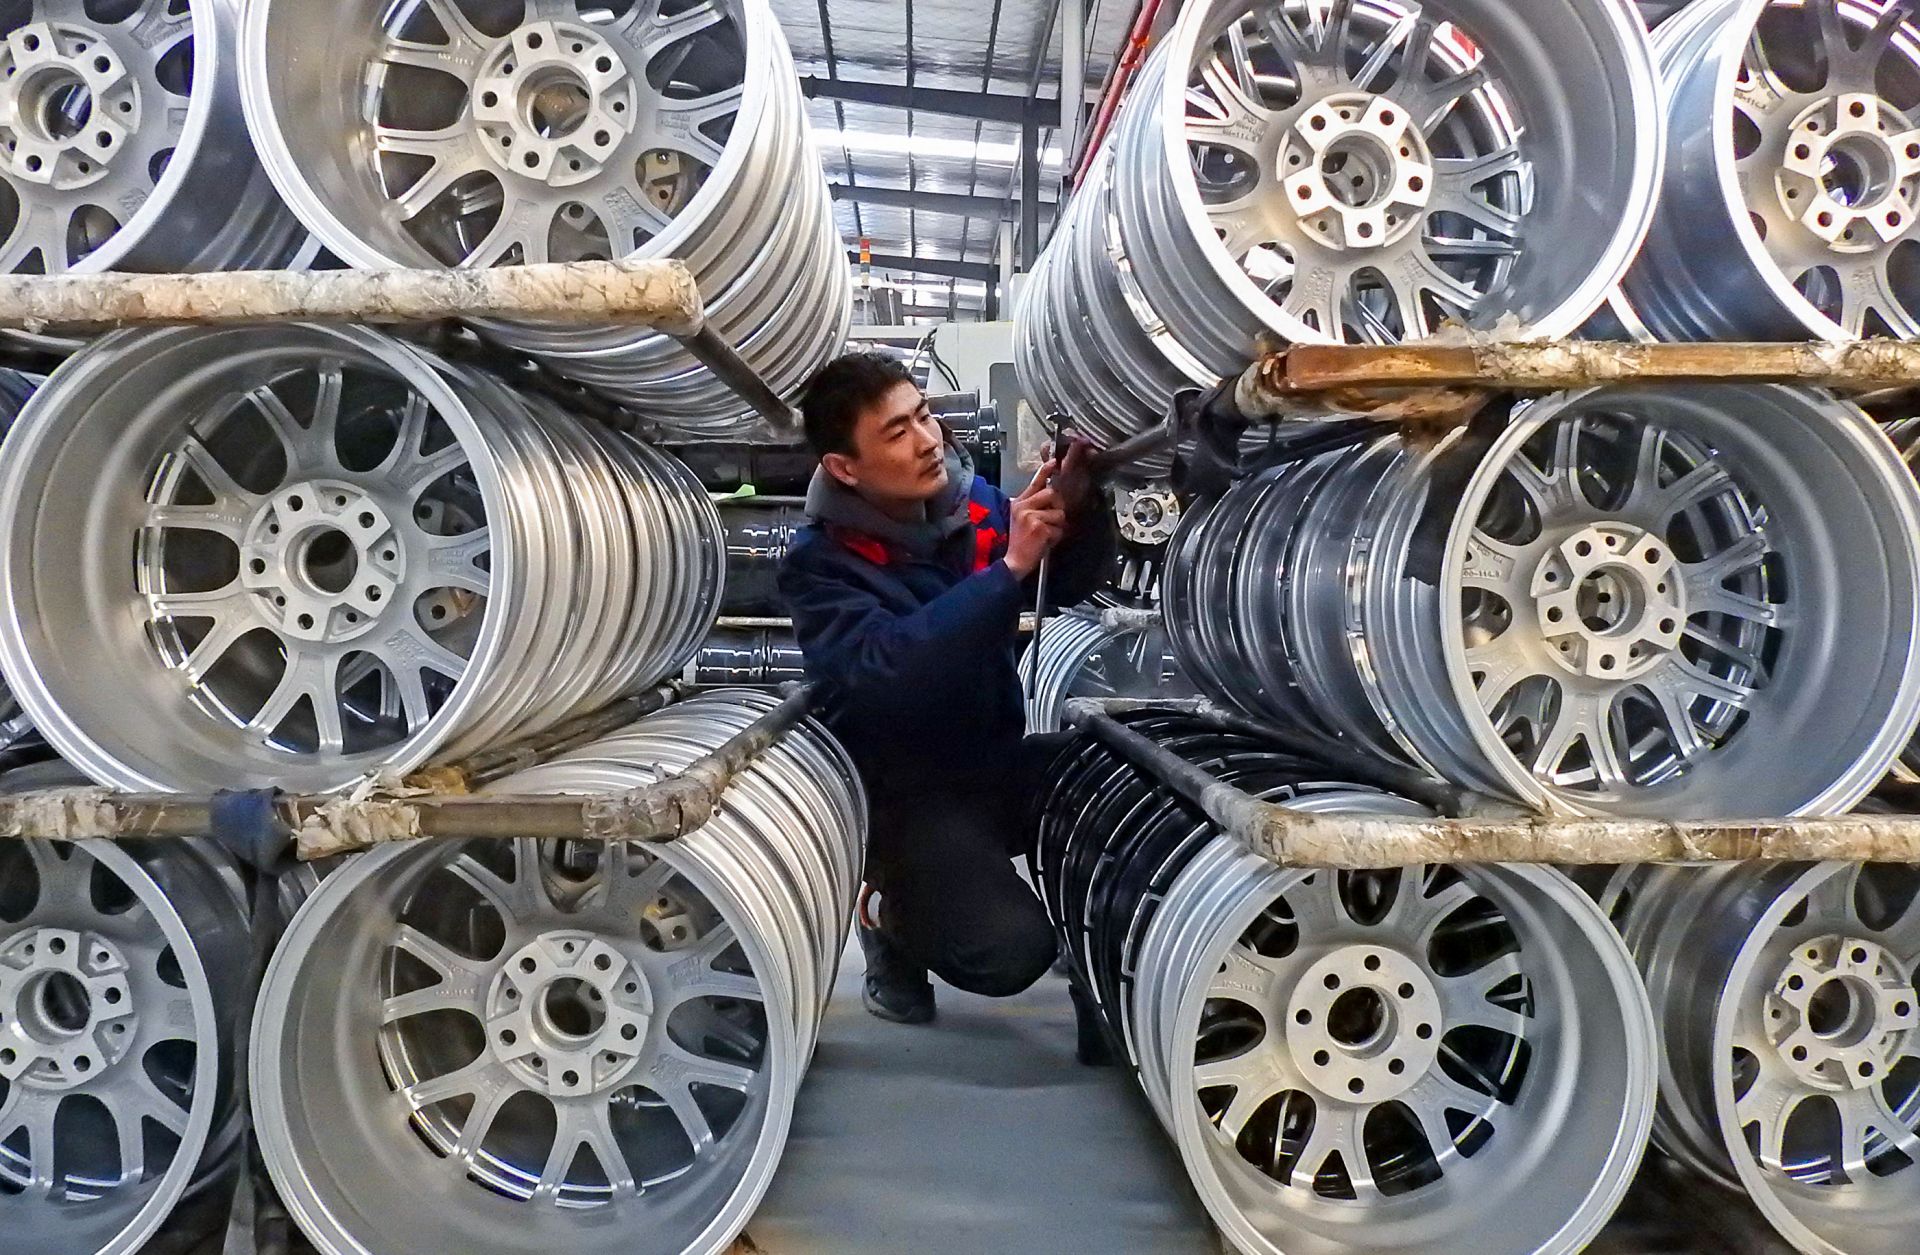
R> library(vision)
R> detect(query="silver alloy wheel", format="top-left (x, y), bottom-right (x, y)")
top-left (240, 0), bottom-right (849, 435)
top-left (0, 324), bottom-right (723, 793)
top-left (0, 838), bottom-right (249, 1255)
top-left (1135, 843), bottom-right (1656, 1255)
top-left (1609, 862), bottom-right (1920, 1255)
top-left (1626, 0), bottom-right (1920, 340)
top-left (252, 691), bottom-right (864, 1255)
top-left (1116, 0), bottom-right (1660, 370)
top-left (1167, 384), bottom-right (1920, 815)
top-left (1413, 386), bottom-right (1920, 814)
top-left (0, 0), bottom-right (306, 274)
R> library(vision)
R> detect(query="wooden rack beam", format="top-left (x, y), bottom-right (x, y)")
top-left (0, 259), bottom-right (805, 435)
top-left (0, 685), bottom-right (821, 861)
top-left (1232, 340), bottom-right (1920, 427)
top-left (1062, 699), bottom-right (1920, 869)
top-left (0, 260), bottom-right (704, 335)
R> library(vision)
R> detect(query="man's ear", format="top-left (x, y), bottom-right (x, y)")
top-left (822, 451), bottom-right (859, 489)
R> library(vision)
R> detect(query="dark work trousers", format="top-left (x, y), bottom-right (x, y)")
top-left (864, 735), bottom-right (1071, 999)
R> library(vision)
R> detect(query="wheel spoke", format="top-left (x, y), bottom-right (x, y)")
top-left (392, 922), bottom-right (489, 988)
top-left (1207, 941), bottom-right (1285, 1006)
top-left (402, 1057), bottom-right (494, 1109)
top-left (634, 0), bottom-right (725, 59)
top-left (425, 528), bottom-right (492, 595)
top-left (0, 200), bottom-right (69, 273)
top-left (1350, 10), bottom-right (1420, 92)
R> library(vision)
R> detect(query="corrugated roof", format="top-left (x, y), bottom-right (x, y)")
top-left (770, 0), bottom-right (1140, 318)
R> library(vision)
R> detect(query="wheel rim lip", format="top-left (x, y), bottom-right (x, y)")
top-left (1431, 385), bottom-right (1920, 816)
top-left (0, 324), bottom-right (520, 792)
top-left (251, 837), bottom-right (804, 1255)
top-left (237, 0), bottom-right (774, 277)
top-left (7, 839), bottom-right (222, 1255)
top-left (1148, 0), bottom-right (1664, 344)
top-left (1154, 851), bottom-right (1655, 1255)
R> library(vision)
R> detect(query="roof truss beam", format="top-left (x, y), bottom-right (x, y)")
top-left (801, 76), bottom-right (1060, 127)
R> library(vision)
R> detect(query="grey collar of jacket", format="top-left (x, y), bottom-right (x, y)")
top-left (803, 439), bottom-right (978, 560)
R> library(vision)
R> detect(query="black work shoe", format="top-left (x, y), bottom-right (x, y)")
top-left (857, 907), bottom-right (935, 1025)
top-left (1068, 975), bottom-right (1115, 1067)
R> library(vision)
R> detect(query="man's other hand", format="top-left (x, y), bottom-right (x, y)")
top-left (1006, 461), bottom-right (1067, 579)
top-left (1053, 436), bottom-right (1100, 512)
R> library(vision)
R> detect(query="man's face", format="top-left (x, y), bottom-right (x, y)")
top-left (823, 380), bottom-right (949, 508)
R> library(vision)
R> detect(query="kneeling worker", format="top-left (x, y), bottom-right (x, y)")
top-left (778, 352), bottom-right (1114, 1024)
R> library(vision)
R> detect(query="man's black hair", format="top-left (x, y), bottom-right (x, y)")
top-left (800, 351), bottom-right (917, 458)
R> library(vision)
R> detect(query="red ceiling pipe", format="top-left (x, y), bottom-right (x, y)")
top-left (1067, 0), bottom-right (1164, 190)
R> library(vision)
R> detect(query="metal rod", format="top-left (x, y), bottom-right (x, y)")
top-left (1090, 422), bottom-right (1175, 470)
top-left (1060, 700), bottom-right (1920, 868)
top-left (674, 324), bottom-right (803, 435)
top-left (0, 260), bottom-right (706, 335)
top-left (408, 684), bottom-right (683, 792)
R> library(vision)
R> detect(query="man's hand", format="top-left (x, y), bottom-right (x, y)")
top-left (1005, 460), bottom-right (1067, 579)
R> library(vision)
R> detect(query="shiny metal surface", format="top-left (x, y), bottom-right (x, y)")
top-left (719, 500), bottom-right (805, 615)
top-left (1610, 862), bottom-right (1920, 1255)
top-left (1032, 713), bottom-right (1655, 1255)
top-left (1168, 385), bottom-right (1920, 816)
top-left (1021, 608), bottom-right (1195, 733)
top-left (240, 0), bottom-right (850, 435)
top-left (0, 836), bottom-right (251, 1255)
top-left (0, 0), bottom-right (307, 275)
top-left (0, 367), bottom-right (37, 756)
top-left (251, 690), bottom-right (865, 1255)
top-left (0, 324), bottom-right (724, 793)
top-left (1018, 0), bottom-right (1661, 455)
top-left (1625, 0), bottom-right (1920, 340)
top-left (689, 627), bottom-right (806, 688)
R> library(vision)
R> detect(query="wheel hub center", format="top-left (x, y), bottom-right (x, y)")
top-left (1532, 523), bottom-right (1686, 681)
top-left (485, 931), bottom-right (652, 1098)
top-left (1280, 93), bottom-right (1432, 251)
top-left (241, 481), bottom-right (402, 645)
top-left (473, 21), bottom-right (638, 189)
top-left (1286, 946), bottom-right (1440, 1103)
top-left (0, 928), bottom-right (138, 1092)
top-left (0, 21), bottom-right (137, 192)
top-left (1766, 934), bottom-right (1918, 1091)
top-left (1776, 93), bottom-right (1920, 253)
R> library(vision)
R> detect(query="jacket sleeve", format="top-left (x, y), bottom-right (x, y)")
top-left (779, 541), bottom-right (1024, 699)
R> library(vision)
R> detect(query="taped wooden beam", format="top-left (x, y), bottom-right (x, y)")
top-left (0, 685), bottom-right (820, 860)
top-left (0, 259), bottom-right (706, 337)
top-left (1273, 340), bottom-right (1920, 393)
top-left (1060, 700), bottom-right (1920, 868)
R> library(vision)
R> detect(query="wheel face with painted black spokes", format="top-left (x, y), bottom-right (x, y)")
top-left (1147, 853), bottom-right (1656, 1255)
